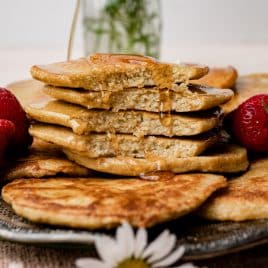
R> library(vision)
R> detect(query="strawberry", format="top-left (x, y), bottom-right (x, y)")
top-left (0, 88), bottom-right (32, 150)
top-left (0, 119), bottom-right (15, 165)
top-left (232, 94), bottom-right (268, 152)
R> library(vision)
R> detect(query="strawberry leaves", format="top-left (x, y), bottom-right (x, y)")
top-left (263, 98), bottom-right (268, 114)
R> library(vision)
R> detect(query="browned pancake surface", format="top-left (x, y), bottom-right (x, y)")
top-left (2, 174), bottom-right (226, 229)
top-left (199, 157), bottom-right (268, 221)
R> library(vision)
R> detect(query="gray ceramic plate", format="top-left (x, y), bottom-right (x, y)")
top-left (1, 197), bottom-right (268, 260)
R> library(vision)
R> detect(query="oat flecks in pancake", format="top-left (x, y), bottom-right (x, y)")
top-left (63, 144), bottom-right (248, 176)
top-left (26, 100), bottom-right (222, 137)
top-left (2, 174), bottom-right (226, 229)
top-left (198, 157), bottom-right (268, 221)
top-left (29, 123), bottom-right (220, 158)
top-left (43, 84), bottom-right (233, 113)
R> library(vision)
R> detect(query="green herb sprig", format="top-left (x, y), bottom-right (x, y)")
top-left (84, 0), bottom-right (161, 58)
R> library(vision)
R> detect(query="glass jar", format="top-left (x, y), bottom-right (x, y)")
top-left (83, 0), bottom-right (162, 58)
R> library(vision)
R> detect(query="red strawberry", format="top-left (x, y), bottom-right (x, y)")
top-left (0, 88), bottom-right (32, 150)
top-left (0, 119), bottom-right (15, 165)
top-left (232, 94), bottom-right (268, 152)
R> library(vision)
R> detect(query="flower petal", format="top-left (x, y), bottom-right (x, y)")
top-left (134, 227), bottom-right (148, 258)
top-left (116, 222), bottom-right (135, 260)
top-left (95, 235), bottom-right (118, 266)
top-left (171, 262), bottom-right (198, 268)
top-left (153, 246), bottom-right (185, 267)
top-left (142, 230), bottom-right (170, 259)
top-left (8, 262), bottom-right (24, 268)
top-left (75, 258), bottom-right (107, 268)
top-left (148, 234), bottom-right (176, 263)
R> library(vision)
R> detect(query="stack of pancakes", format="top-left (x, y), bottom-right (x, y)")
top-left (1, 54), bottom-right (253, 229)
top-left (25, 53), bottom-right (247, 176)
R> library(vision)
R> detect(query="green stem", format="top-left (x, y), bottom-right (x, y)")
top-left (84, 0), bottom-right (161, 57)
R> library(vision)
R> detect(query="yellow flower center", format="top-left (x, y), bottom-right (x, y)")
top-left (116, 258), bottom-right (151, 268)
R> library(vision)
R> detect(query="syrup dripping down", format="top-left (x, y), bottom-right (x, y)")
top-left (67, 0), bottom-right (81, 61)
top-left (107, 130), bottom-right (119, 155)
top-left (139, 171), bottom-right (175, 181)
top-left (159, 89), bottom-right (173, 136)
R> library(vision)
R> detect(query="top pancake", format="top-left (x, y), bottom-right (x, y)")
top-left (198, 157), bottom-right (268, 221)
top-left (2, 174), bottom-right (226, 229)
top-left (31, 53), bottom-right (209, 91)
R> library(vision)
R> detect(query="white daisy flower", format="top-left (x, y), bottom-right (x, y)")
top-left (76, 222), bottom-right (197, 268)
top-left (8, 262), bottom-right (24, 268)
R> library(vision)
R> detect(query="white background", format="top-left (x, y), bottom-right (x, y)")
top-left (1, 0), bottom-right (268, 84)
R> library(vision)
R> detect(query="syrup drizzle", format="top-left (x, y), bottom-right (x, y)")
top-left (139, 171), bottom-right (175, 181)
top-left (100, 90), bottom-right (112, 108)
top-left (67, 0), bottom-right (81, 60)
top-left (159, 89), bottom-right (173, 136)
top-left (107, 130), bottom-right (119, 155)
top-left (89, 53), bottom-right (175, 90)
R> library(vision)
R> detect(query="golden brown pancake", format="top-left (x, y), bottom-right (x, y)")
top-left (43, 84), bottom-right (233, 112)
top-left (192, 66), bottom-right (238, 89)
top-left (29, 123), bottom-right (220, 159)
top-left (31, 53), bottom-right (209, 91)
top-left (2, 174), bottom-right (227, 229)
top-left (26, 100), bottom-right (222, 137)
top-left (198, 157), bottom-right (268, 221)
top-left (222, 73), bottom-right (268, 114)
top-left (2, 139), bottom-right (90, 182)
top-left (63, 144), bottom-right (248, 176)
top-left (7, 80), bottom-right (50, 108)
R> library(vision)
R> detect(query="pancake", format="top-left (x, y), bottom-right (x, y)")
top-left (192, 66), bottom-right (238, 89)
top-left (26, 100), bottom-right (222, 137)
top-left (198, 157), bottom-right (268, 221)
top-left (29, 124), bottom-right (219, 159)
top-left (31, 53), bottom-right (208, 91)
top-left (43, 84), bottom-right (233, 112)
top-left (7, 80), bottom-right (49, 108)
top-left (2, 174), bottom-right (227, 228)
top-left (2, 139), bottom-right (90, 182)
top-left (222, 73), bottom-right (268, 114)
top-left (63, 144), bottom-right (248, 176)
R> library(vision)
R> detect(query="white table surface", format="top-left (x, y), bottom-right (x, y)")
top-left (1, 44), bottom-right (268, 86)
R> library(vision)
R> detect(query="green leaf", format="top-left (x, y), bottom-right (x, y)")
top-left (263, 98), bottom-right (268, 114)
top-left (263, 102), bottom-right (268, 114)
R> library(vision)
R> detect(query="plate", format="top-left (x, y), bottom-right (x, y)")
top-left (3, 80), bottom-right (268, 260)
top-left (1, 197), bottom-right (268, 260)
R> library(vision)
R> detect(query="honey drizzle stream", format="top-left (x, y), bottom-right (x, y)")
top-left (147, 61), bottom-right (174, 136)
top-left (159, 88), bottom-right (173, 136)
top-left (148, 61), bottom-right (174, 89)
top-left (139, 171), bottom-right (175, 181)
top-left (67, 0), bottom-right (81, 61)
top-left (107, 130), bottom-right (119, 155)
